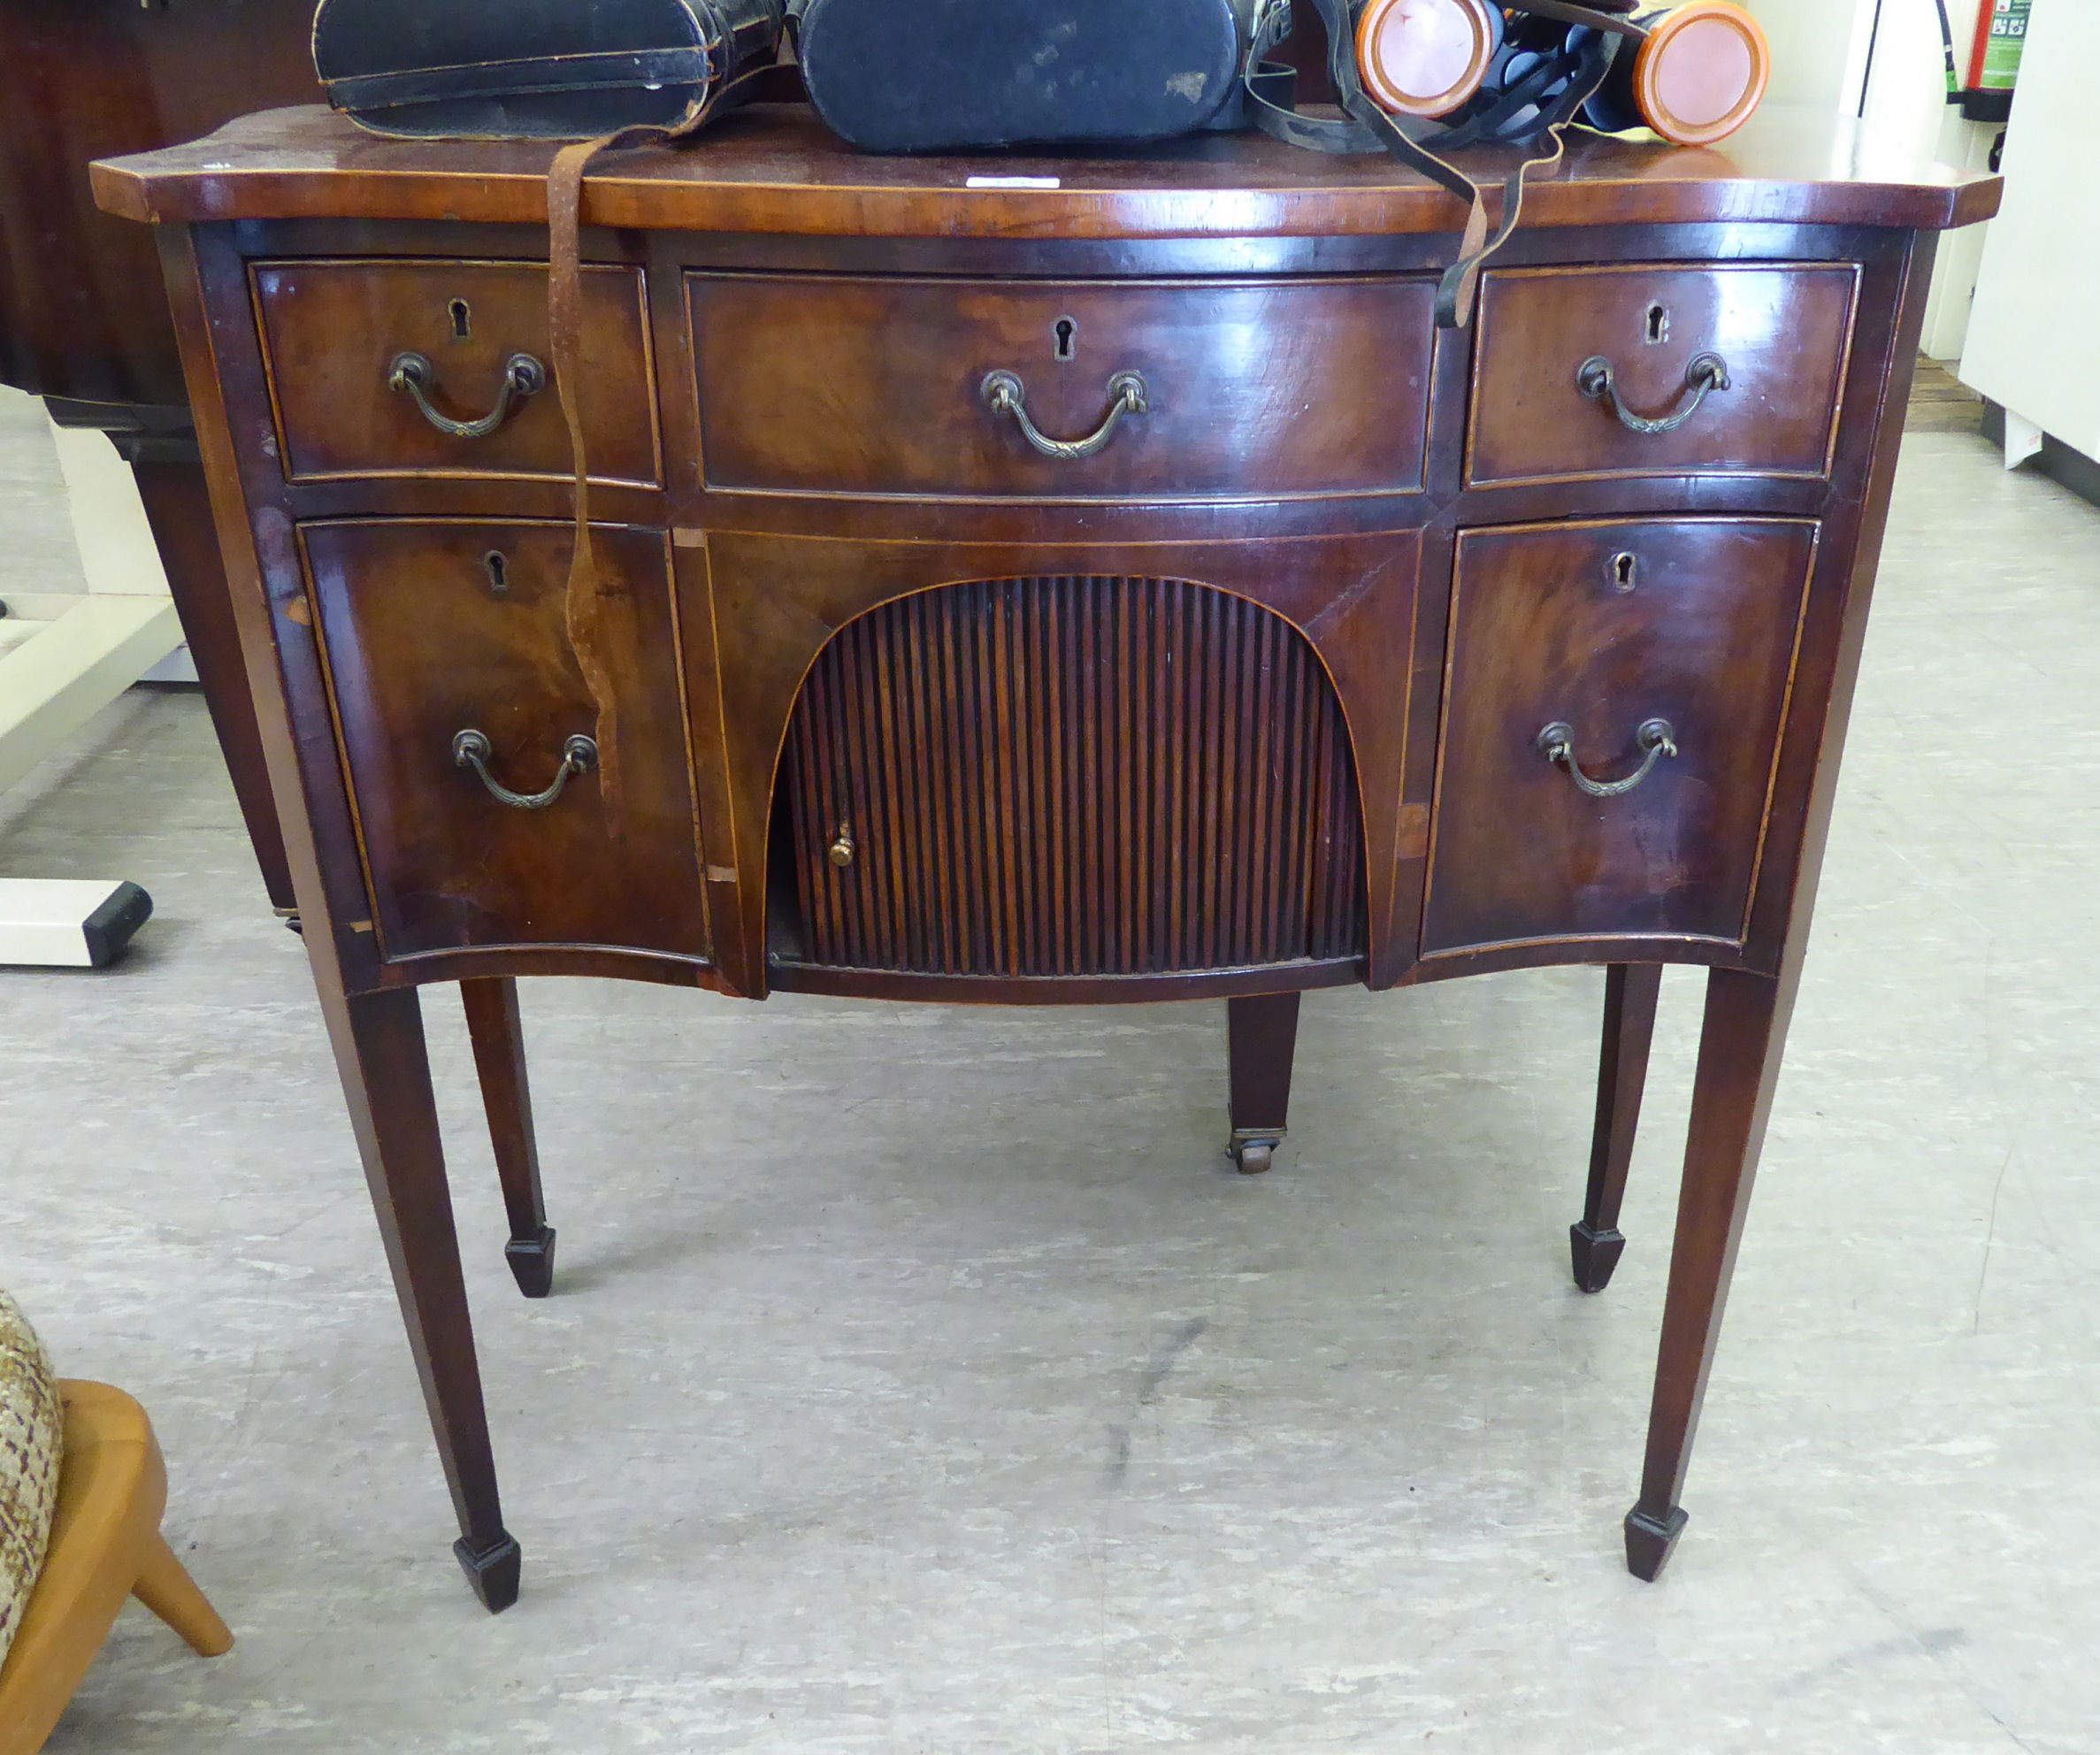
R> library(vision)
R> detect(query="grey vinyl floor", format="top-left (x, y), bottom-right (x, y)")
top-left (4, 380), bottom-right (2099, 1752)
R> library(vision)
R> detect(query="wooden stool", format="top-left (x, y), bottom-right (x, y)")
top-left (0, 1382), bottom-right (232, 1755)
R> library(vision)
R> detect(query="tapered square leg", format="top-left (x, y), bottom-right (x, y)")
top-left (461, 977), bottom-right (556, 1298)
top-left (329, 985), bottom-right (519, 1611)
top-left (1572, 963), bottom-right (1663, 1292)
top-left (1226, 992), bottom-right (1300, 1174)
top-left (1626, 968), bottom-right (1790, 1582)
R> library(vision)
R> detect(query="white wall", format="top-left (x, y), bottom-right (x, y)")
top-left (1744, 0), bottom-right (1998, 360)
top-left (1741, 0), bottom-right (1875, 114)
top-left (1960, 0), bottom-right (2100, 458)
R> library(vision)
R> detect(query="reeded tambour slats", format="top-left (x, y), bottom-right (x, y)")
top-left (781, 576), bottom-right (1366, 977)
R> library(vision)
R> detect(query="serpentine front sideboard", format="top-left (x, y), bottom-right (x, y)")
top-left (93, 103), bottom-right (1997, 1611)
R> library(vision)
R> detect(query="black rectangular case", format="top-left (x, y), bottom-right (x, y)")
top-left (312, 0), bottom-right (785, 139)
top-left (793, 0), bottom-right (1262, 151)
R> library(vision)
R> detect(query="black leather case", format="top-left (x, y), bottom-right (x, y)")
top-left (795, 0), bottom-right (1259, 152)
top-left (313, 0), bottom-right (785, 139)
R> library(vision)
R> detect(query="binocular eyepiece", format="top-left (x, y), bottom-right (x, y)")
top-left (1353, 0), bottom-right (1771, 145)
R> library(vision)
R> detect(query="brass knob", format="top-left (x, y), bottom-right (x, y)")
top-left (827, 822), bottom-right (855, 868)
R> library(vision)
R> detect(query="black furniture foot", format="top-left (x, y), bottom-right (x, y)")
top-left (1568, 1221), bottom-right (1628, 1293)
top-left (504, 1225), bottom-right (556, 1299)
top-left (1623, 1505), bottom-right (1689, 1581)
top-left (1226, 1128), bottom-right (1283, 1175)
top-left (453, 1531), bottom-right (522, 1612)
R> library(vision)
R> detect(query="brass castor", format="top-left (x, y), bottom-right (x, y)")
top-left (1226, 1128), bottom-right (1284, 1175)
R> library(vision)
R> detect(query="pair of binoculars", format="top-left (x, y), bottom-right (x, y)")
top-left (1353, 0), bottom-right (1771, 145)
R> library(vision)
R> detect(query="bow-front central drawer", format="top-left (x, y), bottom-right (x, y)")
top-left (687, 273), bottom-right (1437, 501)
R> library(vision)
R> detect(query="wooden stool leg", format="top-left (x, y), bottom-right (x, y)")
top-left (128, 454), bottom-right (298, 918)
top-left (1625, 968), bottom-right (1789, 1582)
top-left (329, 985), bottom-right (519, 1611)
top-left (1571, 963), bottom-right (1664, 1292)
top-left (1226, 992), bottom-right (1300, 1175)
top-left (132, 1529), bottom-right (234, 1657)
top-left (460, 977), bottom-right (555, 1298)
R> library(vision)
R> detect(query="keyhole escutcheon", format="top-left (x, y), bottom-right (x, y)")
top-left (1644, 303), bottom-right (1669, 345)
top-left (1608, 551), bottom-right (1639, 593)
top-left (483, 549), bottom-right (509, 594)
top-left (448, 297), bottom-right (472, 341)
top-left (1052, 316), bottom-right (1077, 362)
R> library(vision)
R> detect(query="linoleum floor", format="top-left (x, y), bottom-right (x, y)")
top-left (4, 384), bottom-right (2097, 1752)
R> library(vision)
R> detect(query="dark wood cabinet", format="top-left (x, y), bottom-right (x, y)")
top-left (94, 104), bottom-right (1997, 1612)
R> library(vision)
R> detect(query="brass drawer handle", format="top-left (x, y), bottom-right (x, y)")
top-left (389, 350), bottom-right (547, 439)
top-left (1537, 718), bottom-right (1678, 799)
top-left (452, 728), bottom-right (596, 809)
top-left (981, 369), bottom-right (1148, 460)
top-left (1576, 352), bottom-right (1730, 435)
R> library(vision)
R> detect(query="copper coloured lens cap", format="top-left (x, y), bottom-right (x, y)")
top-left (1633, 0), bottom-right (1772, 145)
top-left (1356, 0), bottom-right (1500, 119)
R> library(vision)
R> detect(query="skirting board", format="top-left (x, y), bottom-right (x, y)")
top-left (1981, 402), bottom-right (2100, 512)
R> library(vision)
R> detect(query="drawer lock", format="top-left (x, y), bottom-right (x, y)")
top-left (982, 368), bottom-right (1148, 461)
top-left (1577, 351), bottom-right (1729, 436)
top-left (452, 727), bottom-right (597, 809)
top-left (1537, 718), bottom-right (1678, 800)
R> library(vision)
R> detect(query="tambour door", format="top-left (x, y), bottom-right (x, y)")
top-left (776, 575), bottom-right (1368, 978)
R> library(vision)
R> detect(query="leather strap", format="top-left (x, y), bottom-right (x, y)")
top-left (324, 48), bottom-right (714, 114)
top-left (1514, 0), bottom-right (1645, 37)
top-left (1246, 0), bottom-right (1622, 326)
top-left (546, 66), bottom-right (764, 811)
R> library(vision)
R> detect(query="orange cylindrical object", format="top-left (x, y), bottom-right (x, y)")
top-left (1631, 1), bottom-right (1771, 146)
top-left (1355, 0), bottom-right (1500, 119)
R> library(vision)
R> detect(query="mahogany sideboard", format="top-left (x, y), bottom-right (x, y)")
top-left (94, 103), bottom-right (1997, 1611)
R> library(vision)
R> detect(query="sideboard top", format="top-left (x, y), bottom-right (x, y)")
top-left (93, 102), bottom-right (2001, 238)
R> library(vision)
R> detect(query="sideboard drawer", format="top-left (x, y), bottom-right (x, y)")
top-left (301, 519), bottom-right (705, 962)
top-left (253, 260), bottom-right (661, 486)
top-left (689, 273), bottom-right (1436, 500)
top-left (1422, 517), bottom-right (1816, 957)
top-left (1466, 264), bottom-right (1858, 487)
